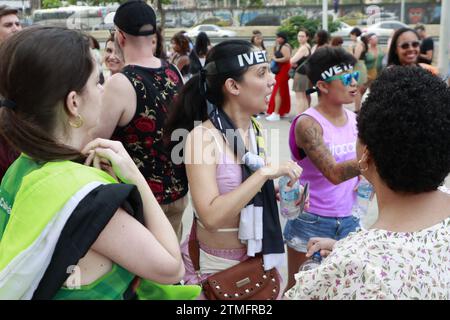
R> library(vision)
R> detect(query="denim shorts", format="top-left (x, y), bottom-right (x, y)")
top-left (283, 211), bottom-right (360, 253)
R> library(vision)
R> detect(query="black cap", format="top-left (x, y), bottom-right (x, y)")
top-left (114, 0), bottom-right (156, 36)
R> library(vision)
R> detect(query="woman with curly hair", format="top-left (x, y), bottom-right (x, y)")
top-left (170, 32), bottom-right (191, 79)
top-left (286, 66), bottom-right (450, 300)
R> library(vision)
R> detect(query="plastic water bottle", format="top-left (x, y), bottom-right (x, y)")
top-left (298, 252), bottom-right (322, 272)
top-left (242, 152), bottom-right (265, 171)
top-left (278, 176), bottom-right (300, 220)
top-left (352, 177), bottom-right (374, 223)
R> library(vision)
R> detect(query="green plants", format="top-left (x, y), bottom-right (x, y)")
top-left (277, 15), bottom-right (340, 48)
top-left (198, 17), bottom-right (232, 27)
top-left (340, 11), bottom-right (367, 26)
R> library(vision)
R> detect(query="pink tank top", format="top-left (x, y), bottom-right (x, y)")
top-left (216, 151), bottom-right (242, 195)
top-left (289, 107), bottom-right (358, 217)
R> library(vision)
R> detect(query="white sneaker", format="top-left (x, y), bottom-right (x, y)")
top-left (266, 113), bottom-right (280, 121)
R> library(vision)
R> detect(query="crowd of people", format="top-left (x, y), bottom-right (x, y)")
top-left (0, 0), bottom-right (449, 300)
top-left (264, 23), bottom-right (443, 120)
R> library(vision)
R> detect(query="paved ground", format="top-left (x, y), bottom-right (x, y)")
top-left (179, 80), bottom-right (450, 289)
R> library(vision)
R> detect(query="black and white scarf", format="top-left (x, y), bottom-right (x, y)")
top-left (206, 101), bottom-right (285, 270)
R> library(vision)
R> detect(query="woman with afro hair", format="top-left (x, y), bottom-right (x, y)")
top-left (286, 66), bottom-right (450, 300)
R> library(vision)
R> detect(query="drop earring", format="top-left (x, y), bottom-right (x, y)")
top-left (69, 114), bottom-right (84, 128)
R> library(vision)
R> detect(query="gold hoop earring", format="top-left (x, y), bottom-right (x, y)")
top-left (358, 159), bottom-right (368, 172)
top-left (69, 114), bottom-right (84, 128)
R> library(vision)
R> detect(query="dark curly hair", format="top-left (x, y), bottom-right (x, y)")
top-left (357, 66), bottom-right (450, 193)
top-left (171, 32), bottom-right (190, 55)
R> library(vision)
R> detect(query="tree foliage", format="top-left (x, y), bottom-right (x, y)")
top-left (42, 0), bottom-right (63, 9)
top-left (278, 15), bottom-right (340, 48)
top-left (244, 0), bottom-right (264, 6)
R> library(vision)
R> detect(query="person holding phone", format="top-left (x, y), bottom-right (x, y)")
top-left (283, 47), bottom-right (362, 293)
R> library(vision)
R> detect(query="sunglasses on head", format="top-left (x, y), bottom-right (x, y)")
top-left (324, 71), bottom-right (360, 86)
top-left (398, 41), bottom-right (420, 50)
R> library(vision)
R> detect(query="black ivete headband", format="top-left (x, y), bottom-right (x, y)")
top-left (320, 63), bottom-right (354, 81)
top-left (199, 50), bottom-right (268, 104)
top-left (306, 63), bottom-right (354, 95)
top-left (205, 50), bottom-right (268, 75)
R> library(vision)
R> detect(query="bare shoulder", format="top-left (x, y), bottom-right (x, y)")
top-left (185, 120), bottom-right (223, 166)
top-left (104, 73), bottom-right (134, 94)
top-left (187, 120), bottom-right (221, 149)
top-left (101, 73), bottom-right (136, 131)
top-left (282, 44), bottom-right (292, 54)
top-left (180, 55), bottom-right (190, 63)
top-left (298, 45), bottom-right (308, 55)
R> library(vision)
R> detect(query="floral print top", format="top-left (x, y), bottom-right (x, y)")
top-left (286, 202), bottom-right (450, 300)
top-left (112, 62), bottom-right (188, 205)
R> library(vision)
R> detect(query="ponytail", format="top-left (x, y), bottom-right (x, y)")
top-left (0, 108), bottom-right (82, 162)
top-left (164, 74), bottom-right (208, 146)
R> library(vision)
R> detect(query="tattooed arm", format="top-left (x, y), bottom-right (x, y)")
top-left (295, 115), bottom-right (360, 185)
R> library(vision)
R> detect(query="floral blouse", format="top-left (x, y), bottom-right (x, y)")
top-left (286, 204), bottom-right (450, 300)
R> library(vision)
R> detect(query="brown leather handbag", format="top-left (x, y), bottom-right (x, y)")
top-left (188, 219), bottom-right (280, 300)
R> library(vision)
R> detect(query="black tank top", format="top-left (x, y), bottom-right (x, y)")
top-left (112, 61), bottom-right (188, 204)
top-left (296, 46), bottom-right (311, 66)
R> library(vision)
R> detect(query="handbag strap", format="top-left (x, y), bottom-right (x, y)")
top-left (188, 216), bottom-right (201, 272)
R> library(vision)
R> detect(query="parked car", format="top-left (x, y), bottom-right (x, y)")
top-left (363, 20), bottom-right (408, 37)
top-left (331, 21), bottom-right (354, 37)
top-left (361, 12), bottom-right (399, 25)
top-left (92, 11), bottom-right (114, 31)
top-left (186, 24), bottom-right (236, 38)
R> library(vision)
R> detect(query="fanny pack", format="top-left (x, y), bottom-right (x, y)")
top-left (188, 218), bottom-right (280, 300)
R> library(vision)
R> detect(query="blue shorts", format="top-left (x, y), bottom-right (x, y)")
top-left (283, 211), bottom-right (360, 253)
